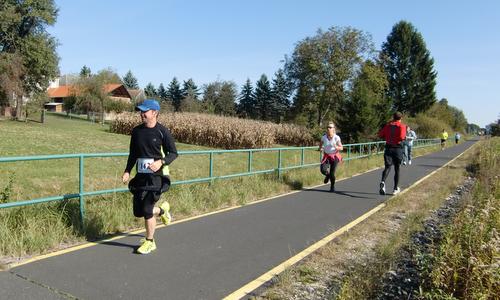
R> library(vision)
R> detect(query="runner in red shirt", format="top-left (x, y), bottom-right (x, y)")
top-left (379, 112), bottom-right (406, 195)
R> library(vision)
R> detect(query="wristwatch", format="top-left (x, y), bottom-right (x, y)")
top-left (161, 158), bottom-right (167, 165)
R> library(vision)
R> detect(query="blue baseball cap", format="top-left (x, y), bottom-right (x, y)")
top-left (136, 99), bottom-right (160, 112)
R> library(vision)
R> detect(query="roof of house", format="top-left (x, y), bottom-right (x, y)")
top-left (47, 84), bottom-right (131, 99)
top-left (127, 89), bottom-right (144, 98)
top-left (47, 86), bottom-right (72, 98)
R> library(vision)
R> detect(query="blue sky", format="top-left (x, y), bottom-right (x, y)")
top-left (49, 0), bottom-right (499, 127)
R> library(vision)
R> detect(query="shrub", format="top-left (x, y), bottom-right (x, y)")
top-left (407, 114), bottom-right (453, 139)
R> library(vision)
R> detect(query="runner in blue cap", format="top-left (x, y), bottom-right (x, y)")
top-left (122, 99), bottom-right (178, 254)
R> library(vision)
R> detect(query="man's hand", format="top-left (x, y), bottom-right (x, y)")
top-left (122, 172), bottom-right (130, 183)
top-left (148, 159), bottom-right (163, 173)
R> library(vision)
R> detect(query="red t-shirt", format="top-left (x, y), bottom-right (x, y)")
top-left (379, 120), bottom-right (406, 146)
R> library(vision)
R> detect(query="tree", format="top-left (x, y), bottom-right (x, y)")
top-left (94, 68), bottom-right (122, 84)
top-left (488, 117), bottom-right (500, 136)
top-left (449, 106), bottom-right (467, 132)
top-left (80, 65), bottom-right (91, 78)
top-left (157, 83), bottom-right (167, 101)
top-left (467, 123), bottom-right (481, 135)
top-left (0, 53), bottom-right (25, 107)
top-left (179, 79), bottom-right (201, 112)
top-left (201, 80), bottom-right (237, 116)
top-left (237, 79), bottom-right (256, 118)
top-left (179, 94), bottom-right (202, 112)
top-left (74, 69), bottom-right (121, 122)
top-left (202, 82), bottom-right (219, 113)
top-left (144, 82), bottom-right (157, 98)
top-left (338, 60), bottom-right (390, 143)
top-left (285, 26), bottom-right (374, 127)
top-left (0, 0), bottom-right (59, 118)
top-left (426, 99), bottom-right (468, 132)
top-left (254, 74), bottom-right (273, 121)
top-left (381, 20), bottom-right (437, 116)
top-left (167, 77), bottom-right (183, 111)
top-left (182, 78), bottom-right (200, 100)
top-left (271, 69), bottom-right (291, 123)
top-left (216, 81), bottom-right (237, 116)
top-left (122, 70), bottom-right (139, 89)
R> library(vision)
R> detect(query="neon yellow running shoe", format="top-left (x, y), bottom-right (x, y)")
top-left (159, 201), bottom-right (172, 225)
top-left (137, 239), bottom-right (156, 254)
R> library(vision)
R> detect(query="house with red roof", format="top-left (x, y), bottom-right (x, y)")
top-left (46, 83), bottom-right (132, 112)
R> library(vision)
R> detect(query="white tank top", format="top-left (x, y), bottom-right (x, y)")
top-left (322, 134), bottom-right (341, 154)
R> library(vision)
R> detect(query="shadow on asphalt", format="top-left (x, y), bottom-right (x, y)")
top-left (305, 188), bottom-right (375, 199)
top-left (100, 240), bottom-right (138, 252)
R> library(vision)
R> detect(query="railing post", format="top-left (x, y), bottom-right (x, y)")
top-left (301, 148), bottom-right (305, 166)
top-left (209, 152), bottom-right (214, 184)
top-left (347, 145), bottom-right (351, 164)
top-left (79, 155), bottom-right (85, 228)
top-left (277, 149), bottom-right (282, 179)
top-left (248, 150), bottom-right (253, 173)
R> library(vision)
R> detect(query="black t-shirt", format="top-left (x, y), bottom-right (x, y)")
top-left (125, 122), bottom-right (178, 173)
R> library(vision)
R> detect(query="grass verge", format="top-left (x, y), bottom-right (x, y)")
top-left (258, 139), bottom-right (484, 299)
top-left (418, 138), bottom-right (499, 299)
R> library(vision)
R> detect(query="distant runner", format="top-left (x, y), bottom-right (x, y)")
top-left (379, 112), bottom-right (406, 195)
top-left (319, 122), bottom-right (343, 192)
top-left (454, 132), bottom-right (461, 144)
top-left (403, 126), bottom-right (417, 165)
top-left (122, 99), bottom-right (178, 254)
top-left (440, 129), bottom-right (448, 150)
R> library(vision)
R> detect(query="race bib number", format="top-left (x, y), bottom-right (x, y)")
top-left (137, 158), bottom-right (154, 174)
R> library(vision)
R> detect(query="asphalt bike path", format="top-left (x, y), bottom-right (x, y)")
top-left (1, 139), bottom-right (477, 300)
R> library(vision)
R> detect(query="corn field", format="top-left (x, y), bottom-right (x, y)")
top-left (110, 112), bottom-right (315, 149)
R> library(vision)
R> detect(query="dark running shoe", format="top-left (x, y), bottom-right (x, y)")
top-left (379, 182), bottom-right (386, 195)
top-left (324, 176), bottom-right (329, 184)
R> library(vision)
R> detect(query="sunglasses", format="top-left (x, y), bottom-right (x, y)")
top-left (327, 126), bottom-right (335, 129)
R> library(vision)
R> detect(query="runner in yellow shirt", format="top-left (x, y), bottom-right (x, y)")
top-left (440, 129), bottom-right (448, 150)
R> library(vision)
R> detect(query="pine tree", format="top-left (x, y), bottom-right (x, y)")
top-left (237, 79), bottom-right (256, 118)
top-left (254, 74), bottom-right (273, 121)
top-left (167, 77), bottom-right (183, 111)
top-left (122, 70), bottom-right (139, 89)
top-left (182, 78), bottom-right (200, 100)
top-left (381, 20), bottom-right (437, 116)
top-left (271, 69), bottom-right (291, 123)
top-left (144, 82), bottom-right (157, 98)
top-left (80, 65), bottom-right (91, 78)
top-left (156, 83), bottom-right (168, 103)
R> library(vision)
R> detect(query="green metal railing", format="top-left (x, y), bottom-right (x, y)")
top-left (0, 139), bottom-right (440, 226)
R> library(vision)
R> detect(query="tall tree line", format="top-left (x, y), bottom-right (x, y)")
top-left (97, 20), bottom-right (444, 142)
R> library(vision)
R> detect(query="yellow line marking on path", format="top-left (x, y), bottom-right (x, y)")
top-left (223, 142), bottom-right (476, 299)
